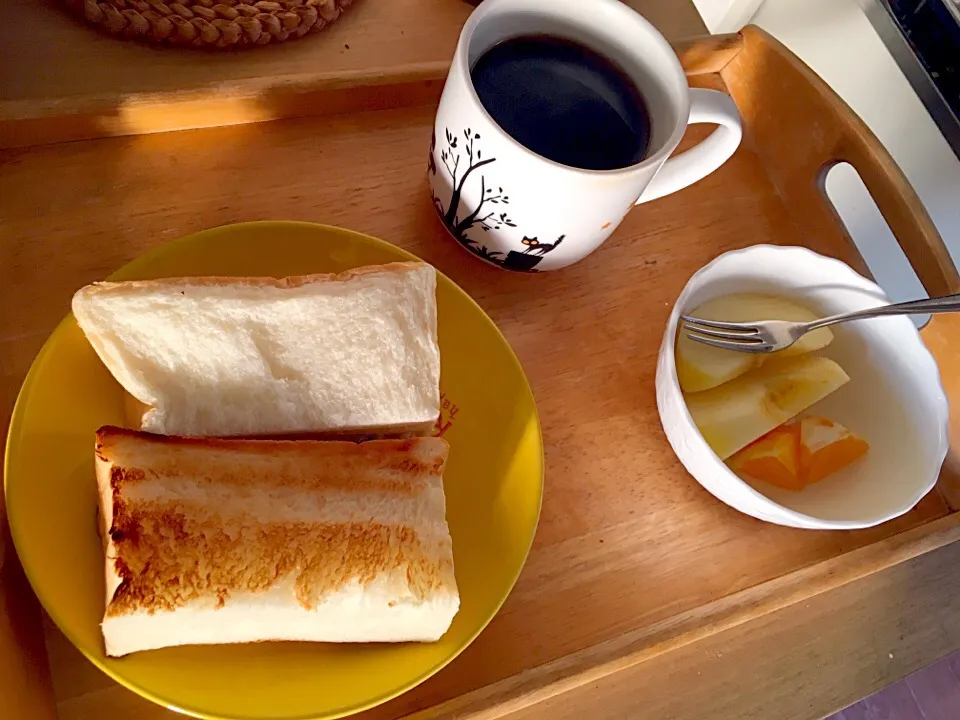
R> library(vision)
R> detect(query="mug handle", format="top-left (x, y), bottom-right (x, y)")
top-left (637, 88), bottom-right (743, 203)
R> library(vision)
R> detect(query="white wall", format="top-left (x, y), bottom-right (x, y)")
top-left (692, 0), bottom-right (766, 32)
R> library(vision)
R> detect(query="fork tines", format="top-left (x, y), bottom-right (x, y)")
top-left (681, 315), bottom-right (768, 354)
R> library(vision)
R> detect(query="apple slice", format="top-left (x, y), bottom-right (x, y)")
top-left (685, 355), bottom-right (850, 460)
top-left (676, 293), bottom-right (834, 393)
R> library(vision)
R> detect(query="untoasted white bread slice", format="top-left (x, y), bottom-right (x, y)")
top-left (73, 262), bottom-right (440, 437)
top-left (95, 426), bottom-right (459, 657)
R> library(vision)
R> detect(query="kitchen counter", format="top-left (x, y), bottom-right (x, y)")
top-left (0, 0), bottom-right (705, 147)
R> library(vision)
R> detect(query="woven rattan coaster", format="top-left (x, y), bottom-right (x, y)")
top-left (61, 0), bottom-right (355, 48)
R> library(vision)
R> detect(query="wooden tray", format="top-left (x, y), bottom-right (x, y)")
top-left (3, 23), bottom-right (960, 720)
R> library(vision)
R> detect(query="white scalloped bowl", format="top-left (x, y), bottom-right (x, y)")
top-left (656, 245), bottom-right (949, 530)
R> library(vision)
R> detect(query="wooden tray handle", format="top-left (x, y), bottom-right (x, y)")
top-left (719, 26), bottom-right (960, 298)
top-left (720, 26), bottom-right (960, 504)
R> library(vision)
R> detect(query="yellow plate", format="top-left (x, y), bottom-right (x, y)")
top-left (4, 221), bottom-right (543, 720)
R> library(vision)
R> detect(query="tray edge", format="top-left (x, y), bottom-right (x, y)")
top-left (408, 511), bottom-right (960, 719)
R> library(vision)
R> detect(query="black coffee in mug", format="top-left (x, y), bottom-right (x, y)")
top-left (470, 35), bottom-right (652, 171)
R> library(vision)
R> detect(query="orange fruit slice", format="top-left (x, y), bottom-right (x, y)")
top-left (728, 422), bottom-right (803, 491)
top-left (728, 416), bottom-right (869, 491)
top-left (799, 416), bottom-right (869, 485)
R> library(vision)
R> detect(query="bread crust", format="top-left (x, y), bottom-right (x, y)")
top-left (73, 262), bottom-right (428, 298)
top-left (96, 426), bottom-right (450, 493)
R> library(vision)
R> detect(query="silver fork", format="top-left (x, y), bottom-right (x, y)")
top-left (681, 293), bottom-right (960, 354)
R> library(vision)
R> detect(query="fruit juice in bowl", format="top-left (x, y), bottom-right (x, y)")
top-left (655, 245), bottom-right (949, 530)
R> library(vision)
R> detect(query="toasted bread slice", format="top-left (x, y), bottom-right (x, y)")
top-left (73, 263), bottom-right (440, 438)
top-left (95, 426), bottom-right (459, 657)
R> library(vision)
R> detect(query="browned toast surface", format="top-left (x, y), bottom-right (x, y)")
top-left (96, 427), bottom-right (453, 616)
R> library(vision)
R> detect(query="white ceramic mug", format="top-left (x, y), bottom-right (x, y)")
top-left (428, 0), bottom-right (742, 272)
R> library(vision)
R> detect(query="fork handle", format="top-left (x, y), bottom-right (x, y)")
top-left (808, 293), bottom-right (960, 330)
